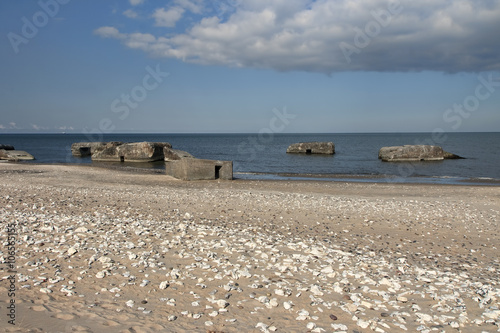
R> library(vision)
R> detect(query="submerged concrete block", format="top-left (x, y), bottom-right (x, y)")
top-left (164, 147), bottom-right (195, 161)
top-left (166, 159), bottom-right (233, 180)
top-left (71, 142), bottom-right (111, 157)
top-left (90, 142), bottom-right (124, 162)
top-left (0, 150), bottom-right (35, 161)
top-left (286, 142), bottom-right (335, 155)
top-left (378, 145), bottom-right (463, 161)
top-left (91, 142), bottom-right (171, 162)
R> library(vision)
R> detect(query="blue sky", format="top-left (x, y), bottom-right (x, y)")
top-left (1, 0), bottom-right (499, 133)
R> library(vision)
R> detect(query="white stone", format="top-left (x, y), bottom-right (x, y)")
top-left (258, 296), bottom-right (269, 303)
top-left (321, 266), bottom-right (334, 274)
top-left (67, 248), bottom-right (78, 256)
top-left (357, 319), bottom-right (370, 329)
top-left (75, 227), bottom-right (88, 233)
top-left (332, 323), bottom-right (348, 331)
top-left (416, 313), bottom-right (433, 322)
top-left (483, 310), bottom-right (500, 320)
top-left (256, 322), bottom-right (268, 332)
top-left (361, 301), bottom-right (373, 309)
top-left (96, 271), bottom-right (107, 279)
top-left (275, 289), bottom-right (285, 296)
top-left (310, 285), bottom-right (324, 296)
top-left (379, 278), bottom-right (392, 286)
top-left (306, 322), bottom-right (316, 330)
top-left (216, 299), bottom-right (229, 309)
top-left (40, 288), bottom-right (52, 294)
top-left (346, 303), bottom-right (358, 312)
top-left (269, 298), bottom-right (279, 307)
top-left (98, 256), bottom-right (113, 264)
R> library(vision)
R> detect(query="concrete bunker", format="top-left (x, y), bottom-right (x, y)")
top-left (90, 142), bottom-right (171, 162)
top-left (166, 159), bottom-right (233, 181)
top-left (71, 142), bottom-right (112, 158)
top-left (378, 145), bottom-right (464, 162)
top-left (286, 142), bottom-right (335, 155)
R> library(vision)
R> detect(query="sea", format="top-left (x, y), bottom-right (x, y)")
top-left (1, 132), bottom-right (499, 185)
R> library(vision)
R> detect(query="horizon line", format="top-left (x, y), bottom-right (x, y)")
top-left (1, 130), bottom-right (499, 135)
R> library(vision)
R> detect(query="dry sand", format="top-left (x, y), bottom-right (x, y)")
top-left (0, 163), bottom-right (499, 333)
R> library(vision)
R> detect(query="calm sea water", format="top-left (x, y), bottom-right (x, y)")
top-left (1, 133), bottom-right (499, 184)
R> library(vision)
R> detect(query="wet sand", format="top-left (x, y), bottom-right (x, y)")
top-left (0, 163), bottom-right (499, 332)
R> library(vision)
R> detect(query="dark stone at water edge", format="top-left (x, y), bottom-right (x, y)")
top-left (286, 142), bottom-right (335, 155)
top-left (0, 144), bottom-right (15, 150)
top-left (378, 145), bottom-right (464, 162)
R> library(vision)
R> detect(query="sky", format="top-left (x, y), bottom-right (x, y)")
top-left (1, 0), bottom-right (499, 133)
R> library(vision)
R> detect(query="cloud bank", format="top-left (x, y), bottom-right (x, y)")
top-left (95, 0), bottom-right (500, 73)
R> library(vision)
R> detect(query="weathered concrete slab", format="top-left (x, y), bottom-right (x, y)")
top-left (164, 147), bottom-right (195, 161)
top-left (0, 150), bottom-right (35, 161)
top-left (71, 142), bottom-right (111, 157)
top-left (286, 142), bottom-right (335, 155)
top-left (166, 159), bottom-right (233, 180)
top-left (91, 142), bottom-right (172, 162)
top-left (90, 142), bottom-right (124, 162)
top-left (378, 145), bottom-right (463, 162)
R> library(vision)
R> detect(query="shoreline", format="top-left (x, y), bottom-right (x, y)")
top-left (11, 160), bottom-right (500, 186)
top-left (1, 163), bottom-right (499, 332)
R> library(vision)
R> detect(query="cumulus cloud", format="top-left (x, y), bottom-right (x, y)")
top-left (32, 124), bottom-right (46, 131)
top-left (153, 7), bottom-right (185, 27)
top-left (174, 0), bottom-right (204, 14)
top-left (129, 0), bottom-right (145, 6)
top-left (123, 9), bottom-right (138, 19)
top-left (96, 0), bottom-right (500, 73)
top-left (94, 26), bottom-right (125, 39)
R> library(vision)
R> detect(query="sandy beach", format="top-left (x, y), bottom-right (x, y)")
top-left (1, 163), bottom-right (499, 333)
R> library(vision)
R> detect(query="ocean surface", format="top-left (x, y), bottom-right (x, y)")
top-left (1, 132), bottom-right (499, 185)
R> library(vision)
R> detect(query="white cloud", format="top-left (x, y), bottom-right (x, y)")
top-left (123, 9), bottom-right (138, 19)
top-left (9, 122), bottom-right (17, 128)
top-left (94, 26), bottom-right (125, 39)
top-left (0, 124), bottom-right (5, 129)
top-left (175, 0), bottom-right (204, 14)
top-left (129, 0), bottom-right (145, 6)
top-left (97, 0), bottom-right (500, 73)
top-left (153, 7), bottom-right (185, 28)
